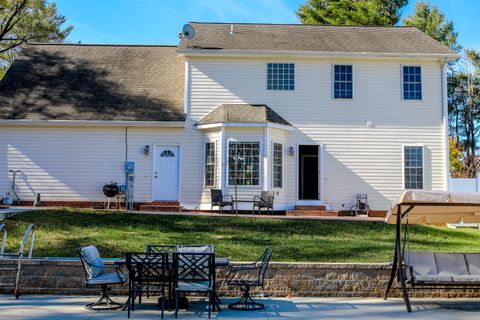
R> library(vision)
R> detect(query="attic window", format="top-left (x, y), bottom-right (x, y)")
top-left (267, 63), bottom-right (295, 91)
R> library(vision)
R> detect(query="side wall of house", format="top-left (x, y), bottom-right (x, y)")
top-left (188, 56), bottom-right (447, 210)
top-left (0, 125), bottom-right (202, 208)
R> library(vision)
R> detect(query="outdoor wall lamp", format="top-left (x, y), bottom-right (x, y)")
top-left (289, 146), bottom-right (295, 157)
top-left (144, 145), bottom-right (150, 156)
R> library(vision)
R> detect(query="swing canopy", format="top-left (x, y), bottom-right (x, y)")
top-left (385, 190), bottom-right (480, 225)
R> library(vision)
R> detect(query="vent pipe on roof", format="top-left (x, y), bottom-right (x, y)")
top-left (230, 24), bottom-right (234, 35)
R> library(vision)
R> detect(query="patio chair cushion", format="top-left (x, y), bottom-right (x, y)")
top-left (176, 280), bottom-right (211, 292)
top-left (435, 253), bottom-right (468, 276)
top-left (405, 252), bottom-right (438, 279)
top-left (177, 245), bottom-right (213, 253)
top-left (81, 246), bottom-right (105, 278)
top-left (86, 272), bottom-right (127, 285)
top-left (465, 254), bottom-right (480, 275)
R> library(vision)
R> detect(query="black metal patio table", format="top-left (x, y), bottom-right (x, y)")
top-left (115, 257), bottom-right (230, 311)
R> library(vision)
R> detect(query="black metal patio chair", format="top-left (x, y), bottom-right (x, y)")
top-left (210, 189), bottom-right (233, 213)
top-left (78, 245), bottom-right (127, 310)
top-left (226, 247), bottom-right (272, 310)
top-left (125, 251), bottom-right (169, 318)
top-left (253, 191), bottom-right (275, 214)
top-left (173, 251), bottom-right (215, 318)
top-left (145, 245), bottom-right (177, 300)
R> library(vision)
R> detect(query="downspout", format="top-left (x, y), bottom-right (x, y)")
top-left (441, 58), bottom-right (450, 191)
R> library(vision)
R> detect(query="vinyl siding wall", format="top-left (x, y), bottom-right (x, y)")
top-left (188, 56), bottom-right (447, 210)
top-left (0, 125), bottom-right (203, 208)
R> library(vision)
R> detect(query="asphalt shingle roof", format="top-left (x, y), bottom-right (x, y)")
top-left (197, 104), bottom-right (291, 126)
top-left (179, 22), bottom-right (457, 57)
top-left (0, 44), bottom-right (185, 121)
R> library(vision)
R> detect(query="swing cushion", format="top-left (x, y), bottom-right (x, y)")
top-left (406, 252), bottom-right (438, 280)
top-left (465, 254), bottom-right (480, 275)
top-left (435, 253), bottom-right (468, 276)
top-left (406, 252), bottom-right (480, 283)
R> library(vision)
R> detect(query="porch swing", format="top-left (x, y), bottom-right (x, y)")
top-left (384, 190), bottom-right (480, 312)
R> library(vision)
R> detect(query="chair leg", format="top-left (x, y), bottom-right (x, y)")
top-left (175, 290), bottom-right (179, 318)
top-left (160, 287), bottom-right (165, 319)
top-left (228, 285), bottom-right (265, 311)
top-left (208, 291), bottom-right (212, 319)
top-left (85, 285), bottom-right (123, 310)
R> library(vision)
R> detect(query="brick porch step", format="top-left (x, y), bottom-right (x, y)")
top-left (139, 202), bottom-right (181, 212)
top-left (286, 210), bottom-right (338, 217)
top-left (294, 205), bottom-right (327, 211)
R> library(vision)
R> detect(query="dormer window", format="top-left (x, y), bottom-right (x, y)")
top-left (267, 63), bottom-right (295, 91)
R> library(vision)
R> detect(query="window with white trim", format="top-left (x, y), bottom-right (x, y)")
top-left (273, 143), bottom-right (282, 188)
top-left (204, 142), bottom-right (215, 187)
top-left (333, 65), bottom-right (353, 99)
top-left (267, 63), bottom-right (295, 91)
top-left (228, 142), bottom-right (260, 186)
top-left (403, 66), bottom-right (422, 100)
top-left (404, 146), bottom-right (423, 189)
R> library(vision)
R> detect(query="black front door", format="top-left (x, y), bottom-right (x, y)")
top-left (299, 145), bottom-right (319, 200)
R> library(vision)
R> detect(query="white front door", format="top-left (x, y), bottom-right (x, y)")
top-left (153, 146), bottom-right (180, 201)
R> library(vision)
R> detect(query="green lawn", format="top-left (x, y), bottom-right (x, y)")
top-left (3, 209), bottom-right (480, 262)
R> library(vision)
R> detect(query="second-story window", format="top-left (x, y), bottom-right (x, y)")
top-left (403, 66), bottom-right (422, 100)
top-left (267, 63), bottom-right (295, 91)
top-left (333, 65), bottom-right (353, 99)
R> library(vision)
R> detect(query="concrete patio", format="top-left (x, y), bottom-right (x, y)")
top-left (1, 295), bottom-right (480, 319)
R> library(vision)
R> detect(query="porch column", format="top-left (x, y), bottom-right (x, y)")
top-left (263, 127), bottom-right (269, 191)
top-left (220, 126), bottom-right (225, 192)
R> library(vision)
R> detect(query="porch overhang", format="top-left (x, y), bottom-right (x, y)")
top-left (196, 122), bottom-right (293, 131)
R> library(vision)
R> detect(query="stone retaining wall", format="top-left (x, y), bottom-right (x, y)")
top-left (1, 259), bottom-right (480, 298)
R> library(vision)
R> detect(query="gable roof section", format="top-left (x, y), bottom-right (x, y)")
top-left (179, 22), bottom-right (458, 58)
top-left (0, 44), bottom-right (185, 122)
top-left (197, 104), bottom-right (291, 127)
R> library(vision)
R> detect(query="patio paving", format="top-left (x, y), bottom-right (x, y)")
top-left (1, 295), bottom-right (480, 319)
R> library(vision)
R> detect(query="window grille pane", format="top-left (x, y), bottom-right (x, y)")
top-left (204, 142), bottom-right (215, 187)
top-left (403, 66), bottom-right (422, 100)
top-left (334, 65), bottom-right (353, 99)
top-left (228, 141), bottom-right (260, 186)
top-left (273, 143), bottom-right (283, 188)
top-left (267, 63), bottom-right (295, 91)
top-left (404, 146), bottom-right (423, 189)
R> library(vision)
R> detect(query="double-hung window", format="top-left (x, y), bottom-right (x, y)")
top-left (403, 66), bottom-right (422, 100)
top-left (333, 65), bottom-right (353, 99)
top-left (272, 143), bottom-right (283, 188)
top-left (404, 146), bottom-right (423, 189)
top-left (267, 63), bottom-right (295, 91)
top-left (228, 142), bottom-right (260, 186)
top-left (204, 142), bottom-right (215, 187)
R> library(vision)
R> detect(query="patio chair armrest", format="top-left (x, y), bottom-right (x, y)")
top-left (222, 195), bottom-right (233, 202)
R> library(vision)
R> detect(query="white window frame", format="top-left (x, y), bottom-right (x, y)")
top-left (227, 141), bottom-right (261, 187)
top-left (204, 141), bottom-right (216, 188)
top-left (332, 64), bottom-right (354, 100)
top-left (265, 62), bottom-right (296, 91)
top-left (272, 142), bottom-right (283, 188)
top-left (402, 144), bottom-right (425, 190)
top-left (401, 65), bottom-right (423, 101)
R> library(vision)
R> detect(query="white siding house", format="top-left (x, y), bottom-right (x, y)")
top-left (0, 23), bottom-right (459, 211)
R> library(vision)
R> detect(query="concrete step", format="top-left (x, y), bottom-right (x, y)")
top-left (139, 204), bottom-right (181, 212)
top-left (286, 210), bottom-right (338, 217)
top-left (294, 205), bottom-right (327, 211)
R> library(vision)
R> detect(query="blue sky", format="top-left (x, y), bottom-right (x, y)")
top-left (55, 0), bottom-right (479, 49)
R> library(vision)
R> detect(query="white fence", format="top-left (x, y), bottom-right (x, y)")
top-left (450, 178), bottom-right (480, 193)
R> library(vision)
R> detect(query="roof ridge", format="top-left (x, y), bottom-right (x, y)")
top-left (188, 22), bottom-right (418, 29)
top-left (25, 43), bottom-right (178, 48)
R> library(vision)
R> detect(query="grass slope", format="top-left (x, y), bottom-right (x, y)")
top-left (3, 209), bottom-right (480, 262)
